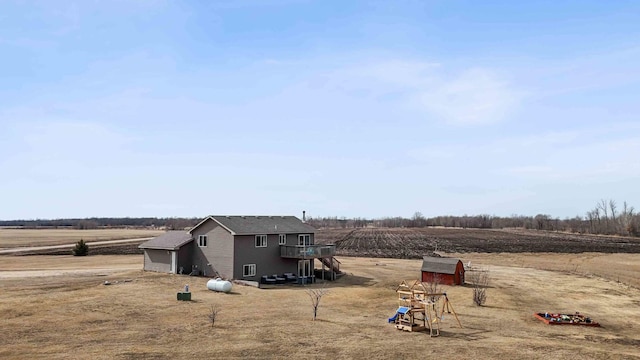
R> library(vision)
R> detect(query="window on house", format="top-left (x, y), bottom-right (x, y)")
top-left (243, 264), bottom-right (256, 277)
top-left (198, 235), bottom-right (207, 247)
top-left (298, 234), bottom-right (311, 246)
top-left (279, 234), bottom-right (286, 245)
top-left (255, 235), bottom-right (267, 248)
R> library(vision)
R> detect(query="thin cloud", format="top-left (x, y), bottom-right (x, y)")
top-left (312, 59), bottom-right (522, 126)
top-left (407, 123), bottom-right (640, 185)
top-left (10, 120), bottom-right (134, 166)
top-left (507, 166), bottom-right (553, 175)
top-left (417, 68), bottom-right (523, 126)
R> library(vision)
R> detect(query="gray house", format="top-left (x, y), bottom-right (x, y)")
top-left (139, 215), bottom-right (338, 282)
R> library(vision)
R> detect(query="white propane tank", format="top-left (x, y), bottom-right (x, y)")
top-left (206, 278), bottom-right (232, 293)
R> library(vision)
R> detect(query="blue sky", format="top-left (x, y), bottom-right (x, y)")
top-left (1, 0), bottom-right (639, 220)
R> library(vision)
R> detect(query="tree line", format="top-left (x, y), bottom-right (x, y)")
top-left (306, 199), bottom-right (639, 237)
top-left (0, 217), bottom-right (200, 230)
top-left (1, 199), bottom-right (637, 237)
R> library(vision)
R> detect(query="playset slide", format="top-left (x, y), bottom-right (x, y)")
top-left (388, 306), bottom-right (410, 323)
top-left (388, 313), bottom-right (398, 323)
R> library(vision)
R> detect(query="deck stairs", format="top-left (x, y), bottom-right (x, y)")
top-left (319, 256), bottom-right (342, 274)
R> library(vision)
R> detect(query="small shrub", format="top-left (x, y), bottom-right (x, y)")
top-left (306, 286), bottom-right (329, 321)
top-left (469, 269), bottom-right (489, 306)
top-left (208, 304), bottom-right (220, 327)
top-left (72, 239), bottom-right (89, 256)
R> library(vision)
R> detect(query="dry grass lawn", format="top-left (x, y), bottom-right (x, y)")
top-left (453, 252), bottom-right (640, 290)
top-left (0, 229), bottom-right (164, 248)
top-left (1, 253), bottom-right (639, 359)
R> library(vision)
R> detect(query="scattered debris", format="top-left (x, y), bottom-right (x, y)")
top-left (234, 279), bottom-right (259, 288)
top-left (103, 279), bottom-right (133, 286)
top-left (534, 312), bottom-right (600, 327)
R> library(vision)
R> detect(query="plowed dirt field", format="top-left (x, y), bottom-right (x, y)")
top-left (316, 227), bottom-right (640, 257)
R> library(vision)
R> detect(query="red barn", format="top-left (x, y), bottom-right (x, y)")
top-left (421, 256), bottom-right (465, 286)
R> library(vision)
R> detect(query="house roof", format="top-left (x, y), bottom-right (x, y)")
top-left (189, 215), bottom-right (316, 236)
top-left (421, 256), bottom-right (462, 275)
top-left (138, 231), bottom-right (193, 250)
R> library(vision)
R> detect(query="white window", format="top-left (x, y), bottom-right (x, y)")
top-left (198, 235), bottom-right (207, 247)
top-left (279, 234), bottom-right (286, 245)
top-left (298, 234), bottom-right (311, 246)
top-left (243, 264), bottom-right (256, 277)
top-left (255, 235), bottom-right (267, 248)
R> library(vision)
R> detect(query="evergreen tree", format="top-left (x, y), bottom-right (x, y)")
top-left (72, 239), bottom-right (89, 256)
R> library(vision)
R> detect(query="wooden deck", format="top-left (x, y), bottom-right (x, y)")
top-left (280, 244), bottom-right (336, 259)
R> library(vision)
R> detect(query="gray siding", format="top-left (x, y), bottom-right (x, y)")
top-left (305, 233), bottom-right (315, 245)
top-left (190, 219), bottom-right (234, 278)
top-left (143, 249), bottom-right (171, 273)
top-left (234, 234), bottom-right (299, 280)
top-left (176, 242), bottom-right (194, 275)
top-left (279, 233), bottom-right (315, 245)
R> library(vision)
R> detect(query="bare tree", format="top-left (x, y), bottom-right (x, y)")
top-left (609, 200), bottom-right (618, 234)
top-left (424, 273), bottom-right (442, 303)
top-left (621, 201), bottom-right (636, 235)
top-left (586, 210), bottom-right (595, 233)
top-left (534, 214), bottom-right (550, 230)
top-left (208, 304), bottom-right (221, 327)
top-left (620, 201), bottom-right (634, 235)
top-left (468, 269), bottom-right (490, 306)
top-left (411, 211), bottom-right (426, 227)
top-left (598, 199), bottom-right (609, 233)
top-left (305, 287), bottom-right (329, 321)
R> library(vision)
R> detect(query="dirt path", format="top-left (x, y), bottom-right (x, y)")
top-left (0, 268), bottom-right (139, 279)
top-left (0, 255), bottom-right (142, 278)
top-left (0, 237), bottom-right (153, 255)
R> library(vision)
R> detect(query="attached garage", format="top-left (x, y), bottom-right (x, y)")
top-left (139, 231), bottom-right (193, 274)
top-left (421, 256), bottom-right (465, 286)
top-left (143, 249), bottom-right (172, 273)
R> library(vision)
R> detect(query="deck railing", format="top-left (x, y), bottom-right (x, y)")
top-left (280, 244), bottom-right (336, 259)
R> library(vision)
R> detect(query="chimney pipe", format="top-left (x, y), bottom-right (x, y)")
top-left (302, 210), bottom-right (306, 222)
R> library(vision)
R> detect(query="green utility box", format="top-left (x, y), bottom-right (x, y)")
top-left (177, 292), bottom-right (191, 301)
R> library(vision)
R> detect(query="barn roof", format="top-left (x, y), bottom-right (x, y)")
top-left (138, 231), bottom-right (193, 250)
top-left (421, 256), bottom-right (462, 275)
top-left (189, 215), bottom-right (316, 236)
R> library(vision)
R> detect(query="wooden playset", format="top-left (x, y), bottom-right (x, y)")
top-left (534, 312), bottom-right (600, 327)
top-left (388, 280), bottom-right (462, 337)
